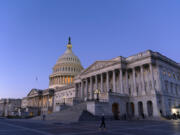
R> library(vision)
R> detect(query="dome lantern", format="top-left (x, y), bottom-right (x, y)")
top-left (67, 36), bottom-right (72, 50)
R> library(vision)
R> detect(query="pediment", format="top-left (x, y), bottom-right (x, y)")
top-left (81, 61), bottom-right (116, 75)
top-left (27, 89), bottom-right (41, 97)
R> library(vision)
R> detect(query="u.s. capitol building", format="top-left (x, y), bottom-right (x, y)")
top-left (22, 38), bottom-right (180, 120)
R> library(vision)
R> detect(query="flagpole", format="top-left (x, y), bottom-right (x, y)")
top-left (35, 76), bottom-right (38, 89)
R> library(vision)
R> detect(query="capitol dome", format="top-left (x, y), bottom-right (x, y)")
top-left (49, 37), bottom-right (83, 88)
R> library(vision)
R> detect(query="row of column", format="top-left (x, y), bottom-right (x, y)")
top-left (50, 76), bottom-right (74, 85)
top-left (76, 63), bottom-right (155, 100)
top-left (127, 64), bottom-right (155, 96)
top-left (30, 95), bottom-right (49, 108)
top-left (77, 68), bottom-right (124, 100)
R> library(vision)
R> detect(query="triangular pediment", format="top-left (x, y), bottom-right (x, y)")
top-left (27, 89), bottom-right (41, 97)
top-left (81, 61), bottom-right (117, 75)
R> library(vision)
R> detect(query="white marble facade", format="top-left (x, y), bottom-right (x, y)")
top-left (73, 50), bottom-right (180, 118)
top-left (23, 40), bottom-right (180, 119)
top-left (0, 99), bottom-right (21, 117)
top-left (53, 84), bottom-right (76, 112)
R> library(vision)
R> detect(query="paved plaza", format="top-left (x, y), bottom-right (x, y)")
top-left (0, 119), bottom-right (180, 135)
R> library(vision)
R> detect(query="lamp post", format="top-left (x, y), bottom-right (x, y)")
top-left (94, 89), bottom-right (100, 101)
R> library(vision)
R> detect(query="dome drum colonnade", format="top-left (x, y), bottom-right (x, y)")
top-left (49, 37), bottom-right (83, 88)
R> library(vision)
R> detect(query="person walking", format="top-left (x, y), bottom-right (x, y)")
top-left (99, 114), bottom-right (106, 131)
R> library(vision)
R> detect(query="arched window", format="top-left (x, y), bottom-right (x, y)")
top-left (147, 101), bottom-right (153, 117)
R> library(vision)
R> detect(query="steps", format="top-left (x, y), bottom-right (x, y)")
top-left (32, 102), bottom-right (89, 123)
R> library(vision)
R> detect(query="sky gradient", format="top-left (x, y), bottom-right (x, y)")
top-left (0, 0), bottom-right (180, 98)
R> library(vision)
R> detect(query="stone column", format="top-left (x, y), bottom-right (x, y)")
top-left (90, 77), bottom-right (93, 100)
top-left (81, 81), bottom-right (84, 100)
top-left (47, 95), bottom-right (49, 114)
top-left (67, 76), bottom-right (69, 84)
top-left (65, 76), bottom-right (67, 84)
top-left (106, 72), bottom-right (109, 92)
top-left (101, 73), bottom-right (103, 92)
top-left (140, 66), bottom-right (146, 95)
top-left (85, 79), bottom-right (88, 100)
top-left (149, 64), bottom-right (155, 91)
top-left (68, 76), bottom-right (70, 84)
top-left (132, 68), bottom-right (137, 96)
top-left (95, 75), bottom-right (98, 90)
top-left (152, 98), bottom-right (160, 117)
top-left (119, 69), bottom-right (123, 94)
top-left (52, 95), bottom-right (55, 112)
top-left (59, 76), bottom-right (61, 84)
top-left (58, 77), bottom-right (60, 84)
top-left (71, 76), bottom-right (72, 84)
top-left (62, 76), bottom-right (63, 84)
top-left (54, 77), bottom-right (56, 84)
top-left (134, 102), bottom-right (139, 117)
top-left (143, 101), bottom-right (148, 117)
top-left (113, 70), bottom-right (116, 92)
top-left (69, 76), bottom-right (70, 84)
top-left (125, 70), bottom-right (129, 94)
top-left (62, 76), bottom-right (64, 84)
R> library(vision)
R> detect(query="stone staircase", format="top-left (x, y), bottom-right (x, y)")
top-left (31, 102), bottom-right (94, 123)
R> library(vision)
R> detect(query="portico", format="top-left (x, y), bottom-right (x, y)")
top-left (74, 51), bottom-right (163, 118)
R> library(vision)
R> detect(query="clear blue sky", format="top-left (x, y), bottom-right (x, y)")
top-left (0, 0), bottom-right (180, 98)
